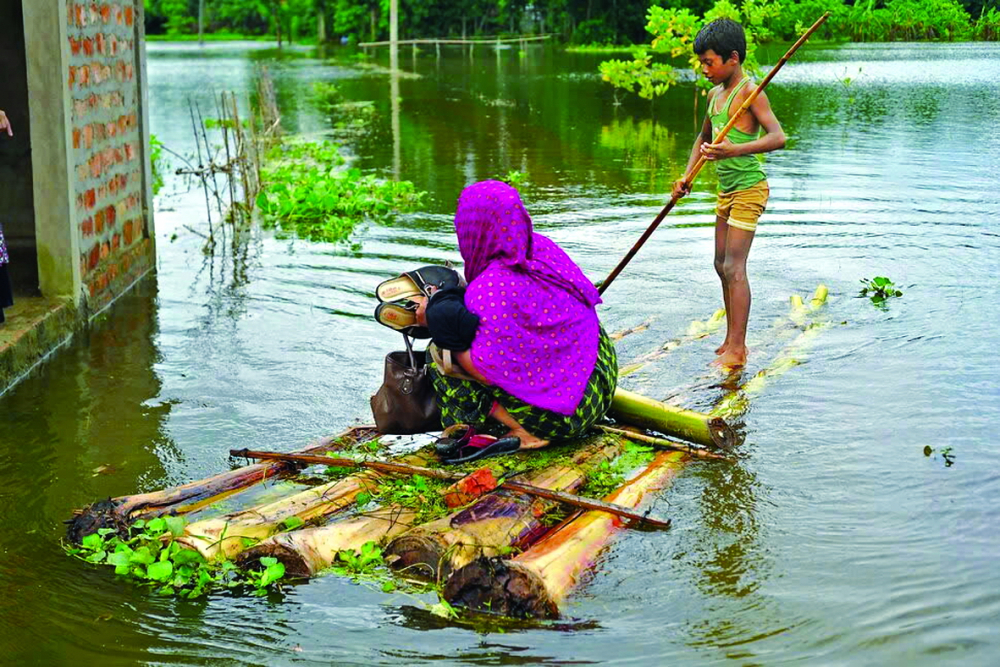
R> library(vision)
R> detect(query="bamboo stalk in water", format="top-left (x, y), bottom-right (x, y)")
top-left (384, 436), bottom-right (625, 583)
top-left (444, 450), bottom-right (687, 618)
top-left (66, 427), bottom-right (375, 543)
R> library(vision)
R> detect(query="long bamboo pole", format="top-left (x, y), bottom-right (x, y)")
top-left (597, 13), bottom-right (831, 296)
top-left (232, 449), bottom-right (672, 530)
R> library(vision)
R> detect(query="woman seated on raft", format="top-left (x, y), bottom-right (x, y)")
top-left (414, 180), bottom-right (618, 455)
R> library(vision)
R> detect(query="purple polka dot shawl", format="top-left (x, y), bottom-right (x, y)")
top-left (455, 181), bottom-right (602, 415)
top-left (0, 223), bottom-right (8, 266)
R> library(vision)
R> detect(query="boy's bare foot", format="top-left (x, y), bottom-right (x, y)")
top-left (712, 345), bottom-right (748, 369)
top-left (506, 427), bottom-right (549, 450)
top-left (715, 341), bottom-right (730, 355)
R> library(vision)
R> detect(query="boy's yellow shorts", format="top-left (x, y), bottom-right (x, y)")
top-left (717, 180), bottom-right (769, 232)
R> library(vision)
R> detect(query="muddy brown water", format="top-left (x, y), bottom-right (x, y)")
top-left (1, 41), bottom-right (998, 665)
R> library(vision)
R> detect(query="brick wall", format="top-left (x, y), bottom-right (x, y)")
top-left (66, 1), bottom-right (153, 313)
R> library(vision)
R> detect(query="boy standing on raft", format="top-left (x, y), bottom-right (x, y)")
top-left (672, 18), bottom-right (786, 369)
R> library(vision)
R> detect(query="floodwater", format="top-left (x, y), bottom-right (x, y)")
top-left (1, 40), bottom-right (999, 665)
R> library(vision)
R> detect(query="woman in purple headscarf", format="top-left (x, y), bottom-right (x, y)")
top-left (416, 181), bottom-right (617, 454)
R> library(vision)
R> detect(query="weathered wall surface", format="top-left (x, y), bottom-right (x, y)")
top-left (66, 1), bottom-right (154, 313)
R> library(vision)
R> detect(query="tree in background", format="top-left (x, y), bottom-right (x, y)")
top-left (143, 0), bottom-right (999, 43)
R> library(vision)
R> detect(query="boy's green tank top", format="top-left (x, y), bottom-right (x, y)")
top-left (710, 77), bottom-right (767, 193)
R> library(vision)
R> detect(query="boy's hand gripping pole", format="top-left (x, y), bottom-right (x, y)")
top-left (597, 12), bottom-right (830, 297)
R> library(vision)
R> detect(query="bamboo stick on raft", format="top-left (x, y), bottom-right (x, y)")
top-left (444, 450), bottom-right (687, 619)
top-left (610, 387), bottom-right (736, 450)
top-left (384, 436), bottom-right (625, 583)
top-left (597, 425), bottom-right (732, 462)
top-left (174, 450), bottom-right (434, 561)
top-left (65, 427), bottom-right (375, 543)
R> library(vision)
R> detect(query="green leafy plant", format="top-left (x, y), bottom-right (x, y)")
top-left (858, 276), bottom-right (903, 307)
top-left (580, 442), bottom-right (656, 498)
top-left (149, 134), bottom-right (167, 196)
top-left (64, 516), bottom-right (285, 598)
top-left (257, 140), bottom-right (424, 243)
top-left (502, 170), bottom-right (526, 187)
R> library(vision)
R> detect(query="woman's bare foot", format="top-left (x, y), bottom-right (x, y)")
top-left (711, 345), bottom-right (748, 369)
top-left (506, 426), bottom-right (549, 450)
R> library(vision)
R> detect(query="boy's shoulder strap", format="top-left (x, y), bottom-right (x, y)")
top-left (721, 77), bottom-right (752, 116)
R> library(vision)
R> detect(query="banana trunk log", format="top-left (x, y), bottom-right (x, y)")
top-left (175, 451), bottom-right (432, 561)
top-left (237, 505), bottom-right (419, 577)
top-left (384, 436), bottom-right (624, 583)
top-left (444, 450), bottom-right (687, 618)
top-left (610, 388), bottom-right (735, 450)
top-left (66, 427), bottom-right (375, 543)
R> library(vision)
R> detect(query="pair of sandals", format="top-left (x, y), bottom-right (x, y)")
top-left (374, 265), bottom-right (464, 339)
top-left (434, 424), bottom-right (522, 464)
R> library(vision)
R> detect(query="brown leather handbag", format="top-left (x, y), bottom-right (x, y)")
top-left (370, 334), bottom-right (442, 434)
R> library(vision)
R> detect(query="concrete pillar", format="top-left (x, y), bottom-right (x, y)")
top-left (22, 0), bottom-right (80, 300)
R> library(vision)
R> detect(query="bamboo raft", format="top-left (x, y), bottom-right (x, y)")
top-left (67, 288), bottom-right (830, 618)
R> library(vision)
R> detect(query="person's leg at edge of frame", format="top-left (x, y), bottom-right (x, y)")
top-left (713, 223), bottom-right (756, 368)
top-left (713, 211), bottom-right (732, 356)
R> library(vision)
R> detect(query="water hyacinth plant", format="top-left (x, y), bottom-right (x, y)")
top-left (858, 276), bottom-right (903, 307)
top-left (256, 140), bottom-right (424, 243)
top-left (64, 516), bottom-right (286, 598)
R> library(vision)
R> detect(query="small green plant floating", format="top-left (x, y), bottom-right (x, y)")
top-left (858, 276), bottom-right (903, 307)
top-left (923, 445), bottom-right (956, 467)
top-left (64, 516), bottom-right (285, 598)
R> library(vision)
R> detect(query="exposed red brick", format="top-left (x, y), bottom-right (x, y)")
top-left (95, 209), bottom-right (105, 233)
top-left (83, 38), bottom-right (93, 56)
top-left (89, 245), bottom-right (100, 269)
top-left (96, 33), bottom-right (106, 55)
top-left (69, 37), bottom-right (81, 56)
top-left (124, 5), bottom-right (133, 26)
top-left (81, 217), bottom-right (94, 237)
top-left (100, 241), bottom-right (110, 261)
top-left (123, 218), bottom-right (133, 245)
top-left (100, 4), bottom-right (111, 23)
top-left (106, 205), bottom-right (116, 228)
top-left (73, 128), bottom-right (81, 149)
top-left (115, 4), bottom-right (123, 25)
top-left (84, 124), bottom-right (93, 149)
top-left (111, 234), bottom-right (120, 251)
top-left (86, 189), bottom-right (96, 208)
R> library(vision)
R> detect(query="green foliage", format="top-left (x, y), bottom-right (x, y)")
top-left (858, 276), bottom-right (903, 307)
top-left (580, 442), bottom-right (656, 499)
top-left (365, 474), bottom-right (451, 524)
top-left (149, 134), bottom-right (167, 196)
top-left (64, 516), bottom-right (285, 598)
top-left (257, 140), bottom-right (424, 243)
top-left (975, 7), bottom-right (1000, 40)
top-left (502, 170), bottom-right (526, 187)
top-left (331, 540), bottom-right (385, 577)
top-left (600, 2), bottom-right (761, 104)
